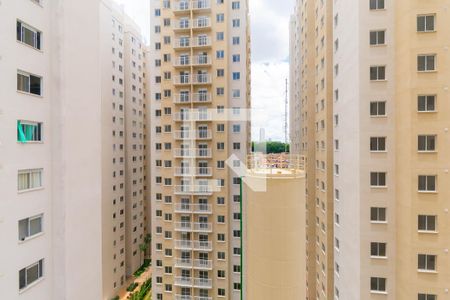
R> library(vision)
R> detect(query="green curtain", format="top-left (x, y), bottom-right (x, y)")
top-left (25, 124), bottom-right (34, 140)
top-left (17, 121), bottom-right (27, 142)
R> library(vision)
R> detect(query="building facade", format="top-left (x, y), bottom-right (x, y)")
top-left (148, 0), bottom-right (251, 299)
top-left (290, 0), bottom-right (450, 299)
top-left (0, 0), bottom-right (150, 299)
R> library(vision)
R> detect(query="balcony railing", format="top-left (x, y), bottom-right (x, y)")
top-left (174, 203), bottom-right (212, 214)
top-left (193, 259), bottom-right (212, 269)
top-left (174, 240), bottom-right (213, 251)
top-left (174, 222), bottom-right (192, 231)
top-left (194, 297), bottom-right (212, 300)
top-left (173, 111), bottom-right (213, 122)
top-left (192, 0), bottom-right (211, 10)
top-left (193, 222), bottom-right (212, 232)
top-left (193, 278), bottom-right (212, 289)
top-left (193, 93), bottom-right (211, 103)
top-left (192, 74), bottom-right (212, 84)
top-left (192, 37), bottom-right (211, 47)
top-left (174, 39), bottom-right (191, 49)
top-left (173, 1), bottom-right (190, 13)
top-left (174, 57), bottom-right (191, 67)
top-left (174, 276), bottom-right (193, 287)
top-left (175, 295), bottom-right (192, 300)
top-left (192, 18), bottom-right (211, 29)
top-left (173, 130), bottom-right (212, 140)
top-left (174, 185), bottom-right (214, 195)
top-left (174, 21), bottom-right (191, 31)
top-left (175, 240), bottom-right (193, 250)
top-left (175, 258), bottom-right (192, 268)
top-left (193, 55), bottom-right (211, 66)
top-left (174, 148), bottom-right (212, 158)
top-left (193, 240), bottom-right (212, 251)
top-left (174, 75), bottom-right (191, 85)
top-left (174, 167), bottom-right (212, 177)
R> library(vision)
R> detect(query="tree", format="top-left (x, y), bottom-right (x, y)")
top-left (252, 141), bottom-right (290, 154)
top-left (139, 243), bottom-right (148, 266)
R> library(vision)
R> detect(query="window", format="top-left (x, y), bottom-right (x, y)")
top-left (217, 32), bottom-right (224, 41)
top-left (418, 215), bottom-right (436, 232)
top-left (18, 169), bottom-right (43, 191)
top-left (417, 15), bottom-right (435, 32)
top-left (418, 55), bottom-right (436, 72)
top-left (232, 19), bottom-right (240, 27)
top-left (371, 207), bottom-right (387, 222)
top-left (418, 294), bottom-right (437, 300)
top-left (17, 21), bottom-right (42, 50)
top-left (418, 135), bottom-right (436, 152)
top-left (216, 50), bottom-right (225, 59)
top-left (370, 101), bottom-right (386, 116)
top-left (232, 72), bottom-right (240, 80)
top-left (418, 95), bottom-right (436, 112)
top-left (232, 54), bottom-right (240, 62)
top-left (418, 254), bottom-right (436, 271)
top-left (418, 175), bottom-right (436, 192)
top-left (370, 277), bottom-right (386, 293)
top-left (216, 13), bottom-right (225, 23)
top-left (19, 259), bottom-right (44, 290)
top-left (370, 30), bottom-right (385, 45)
top-left (232, 1), bottom-right (240, 9)
top-left (17, 121), bottom-right (42, 142)
top-left (17, 71), bottom-right (42, 96)
top-left (370, 242), bottom-right (387, 257)
top-left (369, 0), bottom-right (384, 10)
top-left (370, 66), bottom-right (386, 81)
top-left (370, 172), bottom-right (386, 187)
top-left (370, 137), bottom-right (386, 152)
top-left (18, 214), bottom-right (43, 241)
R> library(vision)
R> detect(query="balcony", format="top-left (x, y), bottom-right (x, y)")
top-left (194, 297), bottom-right (212, 300)
top-left (174, 148), bottom-right (212, 158)
top-left (192, 18), bottom-right (211, 30)
top-left (173, 21), bottom-right (191, 32)
top-left (175, 222), bottom-right (192, 231)
top-left (175, 240), bottom-right (193, 250)
top-left (174, 39), bottom-right (191, 50)
top-left (193, 259), bottom-right (212, 270)
top-left (192, 74), bottom-right (212, 85)
top-left (175, 296), bottom-right (192, 300)
top-left (192, 37), bottom-right (211, 48)
top-left (173, 130), bottom-right (212, 140)
top-left (193, 278), bottom-right (212, 289)
top-left (193, 240), bottom-right (213, 251)
top-left (174, 276), bottom-right (193, 287)
top-left (174, 240), bottom-right (213, 251)
top-left (175, 258), bottom-right (192, 268)
top-left (192, 93), bottom-right (211, 103)
top-left (173, 1), bottom-right (191, 14)
top-left (174, 203), bottom-right (213, 214)
top-left (174, 75), bottom-right (191, 85)
top-left (192, 0), bottom-right (211, 11)
top-left (174, 167), bottom-right (212, 177)
top-left (174, 57), bottom-right (191, 68)
top-left (193, 55), bottom-right (212, 66)
top-left (193, 222), bottom-right (212, 232)
top-left (173, 111), bottom-right (213, 122)
top-left (174, 185), bottom-right (214, 195)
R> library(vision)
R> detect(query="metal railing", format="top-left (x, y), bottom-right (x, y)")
top-left (173, 148), bottom-right (212, 158)
top-left (247, 153), bottom-right (306, 174)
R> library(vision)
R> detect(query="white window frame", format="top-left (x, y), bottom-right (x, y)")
top-left (370, 137), bottom-right (386, 152)
top-left (19, 259), bottom-right (44, 291)
top-left (417, 54), bottom-right (436, 72)
top-left (418, 215), bottom-right (437, 233)
top-left (418, 135), bottom-right (436, 152)
top-left (418, 254), bottom-right (437, 272)
top-left (18, 214), bottom-right (43, 241)
top-left (17, 70), bottom-right (42, 96)
top-left (417, 14), bottom-right (436, 33)
top-left (18, 169), bottom-right (43, 192)
top-left (369, 30), bottom-right (386, 46)
top-left (17, 20), bottom-right (42, 50)
top-left (418, 175), bottom-right (437, 192)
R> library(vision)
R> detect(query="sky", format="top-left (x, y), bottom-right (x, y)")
top-left (113, 0), bottom-right (295, 141)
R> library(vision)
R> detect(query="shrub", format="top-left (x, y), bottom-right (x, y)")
top-left (126, 282), bottom-right (138, 292)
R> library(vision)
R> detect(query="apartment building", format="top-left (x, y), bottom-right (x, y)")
top-left (148, 0), bottom-right (251, 299)
top-left (290, 0), bottom-right (334, 299)
top-left (291, 0), bottom-right (450, 299)
top-left (0, 0), bottom-right (150, 299)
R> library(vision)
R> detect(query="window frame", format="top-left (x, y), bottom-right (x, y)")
top-left (417, 54), bottom-right (437, 72)
top-left (417, 14), bottom-right (436, 33)
top-left (19, 259), bottom-right (44, 291)
top-left (16, 20), bottom-right (42, 50)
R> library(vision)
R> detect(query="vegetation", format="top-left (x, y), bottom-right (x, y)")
top-left (111, 297), bottom-right (120, 300)
top-left (138, 234), bottom-right (152, 267)
top-left (126, 282), bottom-right (138, 292)
top-left (252, 141), bottom-right (289, 153)
top-left (134, 259), bottom-right (151, 278)
top-left (128, 278), bottom-right (152, 300)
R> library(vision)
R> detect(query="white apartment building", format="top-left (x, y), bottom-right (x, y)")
top-left (0, 0), bottom-right (150, 299)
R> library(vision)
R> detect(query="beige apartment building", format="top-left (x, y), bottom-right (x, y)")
top-left (0, 0), bottom-right (150, 299)
top-left (148, 0), bottom-right (251, 299)
top-left (291, 0), bottom-right (450, 299)
top-left (290, 0), bottom-right (335, 299)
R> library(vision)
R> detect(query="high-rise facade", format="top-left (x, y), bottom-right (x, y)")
top-left (148, 0), bottom-right (251, 299)
top-left (290, 0), bottom-right (335, 299)
top-left (290, 0), bottom-right (450, 299)
top-left (0, 0), bottom-right (150, 299)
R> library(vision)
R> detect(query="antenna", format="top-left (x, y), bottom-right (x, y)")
top-left (284, 78), bottom-right (288, 153)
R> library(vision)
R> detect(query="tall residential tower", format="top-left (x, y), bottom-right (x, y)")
top-left (148, 0), bottom-right (251, 299)
top-left (290, 0), bottom-right (450, 299)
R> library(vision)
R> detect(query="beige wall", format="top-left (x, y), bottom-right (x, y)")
top-left (244, 172), bottom-right (306, 300)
